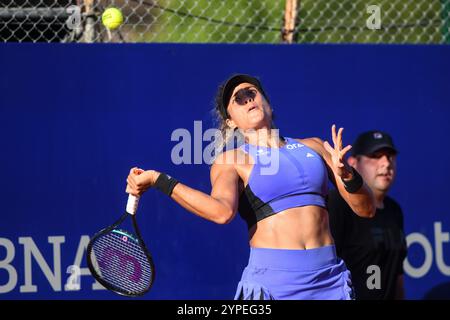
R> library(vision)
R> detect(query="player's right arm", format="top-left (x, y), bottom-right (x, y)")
top-left (171, 151), bottom-right (240, 224)
top-left (126, 150), bottom-right (240, 224)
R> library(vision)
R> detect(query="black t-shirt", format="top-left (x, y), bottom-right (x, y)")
top-left (327, 189), bottom-right (407, 300)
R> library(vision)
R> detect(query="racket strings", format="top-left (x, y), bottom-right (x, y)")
top-left (90, 230), bottom-right (153, 295)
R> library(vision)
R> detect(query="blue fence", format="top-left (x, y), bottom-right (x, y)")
top-left (1, 43), bottom-right (449, 299)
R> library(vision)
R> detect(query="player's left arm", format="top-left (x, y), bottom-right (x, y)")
top-left (301, 125), bottom-right (376, 218)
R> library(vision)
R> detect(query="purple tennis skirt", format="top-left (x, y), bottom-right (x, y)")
top-left (234, 245), bottom-right (354, 300)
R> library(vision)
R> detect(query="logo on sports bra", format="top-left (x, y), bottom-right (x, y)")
top-left (286, 143), bottom-right (304, 150)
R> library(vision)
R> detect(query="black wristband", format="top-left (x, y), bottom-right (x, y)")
top-left (154, 173), bottom-right (179, 196)
top-left (341, 167), bottom-right (363, 193)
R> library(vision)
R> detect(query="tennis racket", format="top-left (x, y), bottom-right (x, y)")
top-left (86, 194), bottom-right (155, 297)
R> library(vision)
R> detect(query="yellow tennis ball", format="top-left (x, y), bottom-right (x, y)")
top-left (102, 7), bottom-right (123, 30)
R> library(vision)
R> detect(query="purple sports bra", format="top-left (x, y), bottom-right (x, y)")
top-left (238, 137), bottom-right (329, 229)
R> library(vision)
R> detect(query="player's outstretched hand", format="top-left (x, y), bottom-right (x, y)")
top-left (323, 124), bottom-right (353, 180)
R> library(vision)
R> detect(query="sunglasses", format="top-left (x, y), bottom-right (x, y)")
top-left (233, 87), bottom-right (258, 105)
top-left (366, 149), bottom-right (397, 160)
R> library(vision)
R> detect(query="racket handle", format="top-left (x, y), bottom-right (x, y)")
top-left (126, 194), bottom-right (140, 215)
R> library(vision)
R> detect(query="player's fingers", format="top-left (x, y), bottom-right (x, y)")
top-left (127, 177), bottom-right (138, 191)
top-left (127, 175), bottom-right (135, 185)
top-left (323, 140), bottom-right (334, 155)
top-left (337, 127), bottom-right (344, 150)
top-left (341, 145), bottom-right (352, 157)
top-left (331, 124), bottom-right (337, 147)
top-left (129, 167), bottom-right (138, 175)
top-left (126, 176), bottom-right (132, 185)
top-left (125, 184), bottom-right (136, 195)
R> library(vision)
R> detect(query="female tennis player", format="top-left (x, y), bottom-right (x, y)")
top-left (125, 74), bottom-right (376, 300)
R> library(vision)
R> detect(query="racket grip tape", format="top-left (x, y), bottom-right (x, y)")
top-left (126, 194), bottom-right (140, 215)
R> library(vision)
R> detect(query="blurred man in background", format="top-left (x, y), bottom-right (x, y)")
top-left (328, 130), bottom-right (407, 300)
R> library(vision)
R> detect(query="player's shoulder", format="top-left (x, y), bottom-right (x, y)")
top-left (303, 137), bottom-right (324, 144)
top-left (213, 149), bottom-right (235, 163)
top-left (211, 148), bottom-right (246, 168)
top-left (290, 137), bottom-right (324, 155)
top-left (290, 136), bottom-right (323, 144)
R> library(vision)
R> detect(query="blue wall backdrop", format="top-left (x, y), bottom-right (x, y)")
top-left (0, 43), bottom-right (449, 299)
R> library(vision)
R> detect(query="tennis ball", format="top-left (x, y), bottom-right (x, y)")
top-left (102, 7), bottom-right (123, 30)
